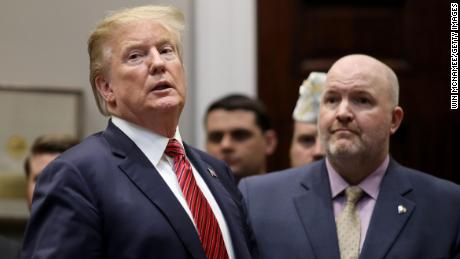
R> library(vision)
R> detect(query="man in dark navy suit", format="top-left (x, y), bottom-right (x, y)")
top-left (239, 54), bottom-right (460, 259)
top-left (22, 5), bottom-right (255, 259)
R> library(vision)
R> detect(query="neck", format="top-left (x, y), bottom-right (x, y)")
top-left (113, 109), bottom-right (181, 138)
top-left (143, 117), bottom-right (179, 138)
top-left (260, 164), bottom-right (267, 175)
top-left (328, 153), bottom-right (387, 185)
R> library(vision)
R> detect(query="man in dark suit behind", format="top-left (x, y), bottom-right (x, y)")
top-left (22, 5), bottom-right (255, 259)
top-left (239, 54), bottom-right (460, 259)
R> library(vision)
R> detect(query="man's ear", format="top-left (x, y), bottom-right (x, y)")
top-left (95, 75), bottom-right (115, 103)
top-left (263, 129), bottom-right (278, 155)
top-left (390, 106), bottom-right (404, 134)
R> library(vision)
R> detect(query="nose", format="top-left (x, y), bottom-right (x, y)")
top-left (336, 99), bottom-right (353, 123)
top-left (220, 134), bottom-right (234, 153)
top-left (312, 138), bottom-right (325, 161)
top-left (220, 133), bottom-right (232, 148)
top-left (148, 48), bottom-right (166, 74)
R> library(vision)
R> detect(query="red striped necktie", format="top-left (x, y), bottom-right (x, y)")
top-left (165, 139), bottom-right (229, 259)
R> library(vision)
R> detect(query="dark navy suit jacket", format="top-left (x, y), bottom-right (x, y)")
top-left (22, 122), bottom-right (256, 259)
top-left (239, 159), bottom-right (460, 259)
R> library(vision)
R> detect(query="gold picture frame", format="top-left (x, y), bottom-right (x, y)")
top-left (0, 85), bottom-right (82, 223)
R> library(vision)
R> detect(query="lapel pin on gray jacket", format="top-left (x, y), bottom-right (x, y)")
top-left (208, 168), bottom-right (217, 177)
top-left (398, 205), bottom-right (407, 214)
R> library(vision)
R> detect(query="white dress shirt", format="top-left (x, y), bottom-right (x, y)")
top-left (112, 117), bottom-right (235, 259)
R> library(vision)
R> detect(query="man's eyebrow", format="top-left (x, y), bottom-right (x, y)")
top-left (298, 133), bottom-right (316, 137)
top-left (208, 130), bottom-right (223, 133)
top-left (231, 128), bottom-right (252, 131)
top-left (118, 41), bottom-right (145, 53)
top-left (322, 89), bottom-right (339, 95)
top-left (350, 89), bottom-right (377, 98)
top-left (119, 38), bottom-right (176, 51)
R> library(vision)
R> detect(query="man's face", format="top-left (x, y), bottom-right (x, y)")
top-left (318, 57), bottom-right (401, 162)
top-left (27, 153), bottom-right (59, 210)
top-left (206, 109), bottom-right (275, 180)
top-left (290, 121), bottom-right (325, 167)
top-left (97, 20), bottom-right (186, 128)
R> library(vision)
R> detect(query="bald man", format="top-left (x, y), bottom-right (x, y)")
top-left (239, 54), bottom-right (460, 259)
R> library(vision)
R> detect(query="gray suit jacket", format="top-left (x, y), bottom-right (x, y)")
top-left (239, 159), bottom-right (460, 259)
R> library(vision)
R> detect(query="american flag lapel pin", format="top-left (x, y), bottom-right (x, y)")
top-left (397, 205), bottom-right (407, 214)
top-left (207, 168), bottom-right (217, 177)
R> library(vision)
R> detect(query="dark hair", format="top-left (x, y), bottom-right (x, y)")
top-left (24, 134), bottom-right (79, 177)
top-left (205, 94), bottom-right (273, 132)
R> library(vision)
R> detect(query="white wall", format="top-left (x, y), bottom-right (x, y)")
top-left (193, 0), bottom-right (256, 148)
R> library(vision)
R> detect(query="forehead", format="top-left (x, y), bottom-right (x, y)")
top-left (325, 61), bottom-right (389, 95)
top-left (110, 20), bottom-right (176, 50)
top-left (206, 109), bottom-right (258, 130)
top-left (294, 121), bottom-right (317, 134)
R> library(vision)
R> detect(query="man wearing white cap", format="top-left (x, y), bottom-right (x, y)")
top-left (290, 72), bottom-right (326, 167)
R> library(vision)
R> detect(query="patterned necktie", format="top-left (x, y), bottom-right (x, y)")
top-left (336, 186), bottom-right (364, 259)
top-left (165, 139), bottom-right (229, 259)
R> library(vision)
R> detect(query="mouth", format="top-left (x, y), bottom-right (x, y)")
top-left (222, 156), bottom-right (237, 165)
top-left (151, 81), bottom-right (173, 92)
top-left (331, 128), bottom-right (357, 135)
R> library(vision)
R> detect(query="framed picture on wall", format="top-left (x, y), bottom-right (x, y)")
top-left (0, 85), bottom-right (82, 226)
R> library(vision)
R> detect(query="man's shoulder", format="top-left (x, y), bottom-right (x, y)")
top-left (59, 132), bottom-right (108, 161)
top-left (239, 160), bottom-right (324, 191)
top-left (412, 171), bottom-right (460, 195)
top-left (241, 167), bottom-right (304, 186)
top-left (43, 130), bottom-right (123, 182)
top-left (38, 132), bottom-right (113, 183)
top-left (393, 161), bottom-right (460, 200)
top-left (60, 120), bottom-right (135, 162)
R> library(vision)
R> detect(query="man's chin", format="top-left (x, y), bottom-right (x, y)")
top-left (327, 142), bottom-right (361, 158)
top-left (228, 165), bottom-right (246, 176)
top-left (229, 166), bottom-right (239, 174)
top-left (151, 98), bottom-right (183, 110)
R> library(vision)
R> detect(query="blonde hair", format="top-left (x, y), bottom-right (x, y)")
top-left (87, 5), bottom-right (185, 115)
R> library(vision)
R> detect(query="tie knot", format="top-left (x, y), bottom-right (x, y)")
top-left (165, 139), bottom-right (185, 158)
top-left (345, 186), bottom-right (363, 204)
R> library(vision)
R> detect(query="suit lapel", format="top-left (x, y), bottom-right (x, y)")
top-left (185, 146), bottom-right (235, 211)
top-left (360, 159), bottom-right (415, 259)
top-left (185, 145), bottom-right (249, 258)
top-left (293, 162), bottom-right (341, 259)
top-left (103, 123), bottom-right (207, 259)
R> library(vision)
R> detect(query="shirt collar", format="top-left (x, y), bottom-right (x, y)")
top-left (327, 155), bottom-right (389, 200)
top-left (111, 116), bottom-right (183, 166)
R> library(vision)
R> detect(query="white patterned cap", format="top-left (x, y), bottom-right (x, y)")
top-left (292, 72), bottom-right (326, 123)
